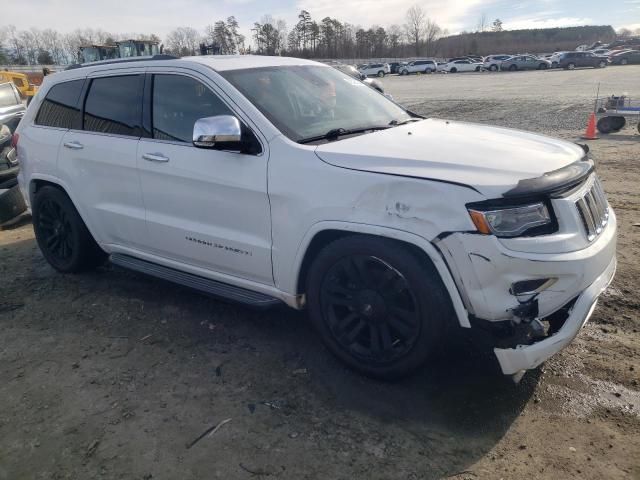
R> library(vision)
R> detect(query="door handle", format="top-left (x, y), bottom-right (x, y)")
top-left (63, 141), bottom-right (83, 150)
top-left (142, 153), bottom-right (169, 163)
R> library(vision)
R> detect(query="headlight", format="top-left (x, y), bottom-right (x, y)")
top-left (468, 202), bottom-right (552, 237)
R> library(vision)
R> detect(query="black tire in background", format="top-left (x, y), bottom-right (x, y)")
top-left (0, 176), bottom-right (18, 190)
top-left (620, 58), bottom-right (628, 65)
top-left (377, 71), bottom-right (385, 77)
top-left (306, 235), bottom-right (454, 379)
top-left (450, 67), bottom-right (457, 73)
top-left (509, 64), bottom-right (517, 71)
top-left (597, 117), bottom-right (614, 134)
top-left (0, 185), bottom-right (27, 224)
top-left (598, 60), bottom-right (607, 68)
top-left (32, 185), bottom-right (106, 273)
top-left (610, 116), bottom-right (626, 132)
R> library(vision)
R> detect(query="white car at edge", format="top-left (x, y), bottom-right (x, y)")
top-left (15, 55), bottom-right (617, 381)
top-left (438, 59), bottom-right (484, 73)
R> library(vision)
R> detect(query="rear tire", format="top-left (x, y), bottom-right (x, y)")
top-left (450, 67), bottom-right (457, 73)
top-left (509, 64), bottom-right (517, 71)
top-left (489, 64), bottom-right (498, 71)
top-left (538, 63), bottom-right (548, 69)
top-left (598, 60), bottom-right (606, 68)
top-left (567, 63), bottom-right (576, 70)
top-left (620, 59), bottom-right (628, 66)
top-left (377, 71), bottom-right (385, 77)
top-left (306, 235), bottom-right (453, 379)
top-left (0, 185), bottom-right (27, 224)
top-left (32, 185), bottom-right (106, 273)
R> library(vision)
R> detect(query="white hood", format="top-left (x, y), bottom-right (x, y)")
top-left (314, 119), bottom-right (586, 198)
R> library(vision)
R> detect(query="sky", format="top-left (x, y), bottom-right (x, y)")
top-left (3, 0), bottom-right (639, 41)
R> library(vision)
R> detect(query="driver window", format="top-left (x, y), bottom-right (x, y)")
top-left (152, 74), bottom-right (232, 143)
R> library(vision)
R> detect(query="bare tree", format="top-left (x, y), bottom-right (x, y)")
top-left (477, 13), bottom-right (487, 33)
top-left (423, 19), bottom-right (442, 56)
top-left (404, 5), bottom-right (426, 56)
top-left (165, 27), bottom-right (200, 56)
top-left (492, 18), bottom-right (503, 32)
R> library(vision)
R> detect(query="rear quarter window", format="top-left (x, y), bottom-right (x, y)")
top-left (35, 79), bottom-right (85, 129)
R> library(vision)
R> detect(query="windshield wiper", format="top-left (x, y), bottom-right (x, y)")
top-left (389, 118), bottom-right (421, 126)
top-left (298, 126), bottom-right (390, 144)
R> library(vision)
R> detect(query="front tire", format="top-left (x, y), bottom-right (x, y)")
top-left (620, 59), bottom-right (628, 66)
top-left (489, 64), bottom-right (498, 71)
top-left (32, 186), bottom-right (106, 273)
top-left (567, 62), bottom-right (576, 70)
top-left (377, 71), bottom-right (385, 77)
top-left (449, 67), bottom-right (457, 73)
top-left (598, 60), bottom-right (606, 68)
top-left (509, 64), bottom-right (517, 71)
top-left (306, 236), bottom-right (452, 379)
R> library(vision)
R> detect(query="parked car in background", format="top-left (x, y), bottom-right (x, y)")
top-left (589, 49), bottom-right (611, 56)
top-left (609, 50), bottom-right (640, 65)
top-left (0, 71), bottom-right (39, 105)
top-left (388, 62), bottom-right (406, 74)
top-left (16, 55), bottom-right (617, 381)
top-left (557, 51), bottom-right (609, 69)
top-left (438, 59), bottom-right (483, 73)
top-left (483, 54), bottom-right (511, 71)
top-left (398, 59), bottom-right (437, 75)
top-left (359, 63), bottom-right (389, 77)
top-left (0, 82), bottom-right (26, 133)
top-left (332, 64), bottom-right (385, 93)
top-left (549, 51), bottom-right (568, 68)
top-left (500, 55), bottom-right (551, 71)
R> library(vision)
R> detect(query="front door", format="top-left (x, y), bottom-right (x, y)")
top-left (136, 71), bottom-right (273, 285)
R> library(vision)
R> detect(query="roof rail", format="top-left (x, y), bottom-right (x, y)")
top-left (65, 54), bottom-right (178, 71)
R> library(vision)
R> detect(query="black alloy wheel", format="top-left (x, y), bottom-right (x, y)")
top-left (37, 198), bottom-right (74, 262)
top-left (320, 255), bottom-right (420, 365)
top-left (306, 236), bottom-right (453, 379)
top-left (33, 186), bottom-right (105, 272)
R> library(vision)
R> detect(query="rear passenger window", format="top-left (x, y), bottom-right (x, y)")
top-left (152, 75), bottom-right (231, 143)
top-left (83, 75), bottom-right (142, 137)
top-left (35, 79), bottom-right (84, 129)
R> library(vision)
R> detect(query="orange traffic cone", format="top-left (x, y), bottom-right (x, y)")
top-left (581, 112), bottom-right (599, 140)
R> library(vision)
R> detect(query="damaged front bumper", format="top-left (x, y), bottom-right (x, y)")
top-left (494, 255), bottom-right (616, 376)
top-left (435, 204), bottom-right (617, 378)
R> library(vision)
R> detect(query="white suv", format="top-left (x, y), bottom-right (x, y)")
top-left (16, 55), bottom-right (616, 380)
top-left (359, 63), bottom-right (389, 77)
top-left (398, 60), bottom-right (437, 75)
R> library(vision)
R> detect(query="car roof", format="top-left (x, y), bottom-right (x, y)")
top-left (184, 55), bottom-right (325, 71)
top-left (62, 55), bottom-right (325, 79)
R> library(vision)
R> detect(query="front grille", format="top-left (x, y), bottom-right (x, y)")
top-left (575, 177), bottom-right (609, 241)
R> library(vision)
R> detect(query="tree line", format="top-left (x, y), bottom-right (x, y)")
top-left (1, 6), bottom-right (636, 66)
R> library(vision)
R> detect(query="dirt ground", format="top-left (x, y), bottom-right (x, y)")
top-left (1, 67), bottom-right (639, 480)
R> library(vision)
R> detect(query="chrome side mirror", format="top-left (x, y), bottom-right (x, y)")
top-left (193, 115), bottom-right (242, 149)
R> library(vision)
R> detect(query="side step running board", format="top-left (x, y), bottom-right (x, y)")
top-left (110, 254), bottom-right (282, 309)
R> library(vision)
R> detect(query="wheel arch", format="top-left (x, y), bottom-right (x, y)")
top-left (292, 222), bottom-right (470, 327)
top-left (29, 175), bottom-right (104, 250)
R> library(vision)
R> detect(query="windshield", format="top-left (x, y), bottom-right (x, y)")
top-left (221, 65), bottom-right (411, 143)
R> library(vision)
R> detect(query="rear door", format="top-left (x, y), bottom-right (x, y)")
top-left (136, 70), bottom-right (273, 284)
top-left (57, 71), bottom-right (148, 250)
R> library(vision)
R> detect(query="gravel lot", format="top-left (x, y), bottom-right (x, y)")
top-left (1, 66), bottom-right (639, 480)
